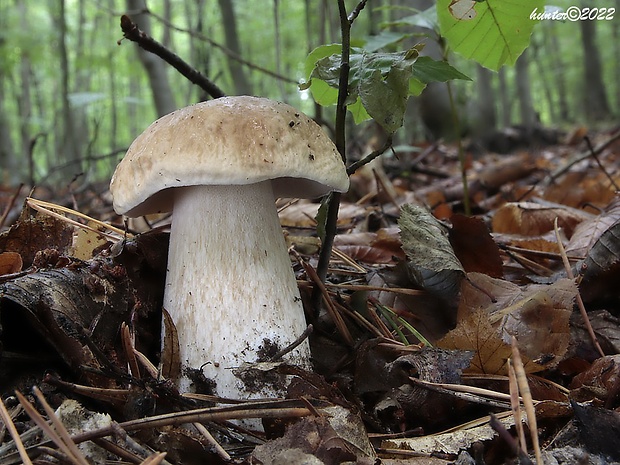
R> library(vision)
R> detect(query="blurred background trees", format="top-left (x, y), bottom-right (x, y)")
top-left (0, 0), bottom-right (617, 187)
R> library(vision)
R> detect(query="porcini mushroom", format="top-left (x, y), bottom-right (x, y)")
top-left (110, 96), bottom-right (349, 398)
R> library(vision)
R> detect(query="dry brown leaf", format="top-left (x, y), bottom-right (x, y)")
top-left (438, 273), bottom-right (575, 374)
top-left (449, 214), bottom-right (503, 278)
top-left (439, 306), bottom-right (514, 374)
top-left (0, 208), bottom-right (73, 267)
top-left (0, 251), bottom-right (23, 275)
top-left (544, 171), bottom-right (617, 209)
top-left (334, 228), bottom-right (404, 264)
top-left (566, 194), bottom-right (620, 257)
top-left (476, 153), bottom-right (536, 190)
top-left (278, 201), bottom-right (367, 228)
top-left (579, 219), bottom-right (620, 304)
top-left (492, 201), bottom-right (591, 237)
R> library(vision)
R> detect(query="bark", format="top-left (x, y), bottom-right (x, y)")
top-left (217, 0), bottom-right (252, 95)
top-left (579, 14), bottom-right (612, 121)
top-left (125, 0), bottom-right (177, 117)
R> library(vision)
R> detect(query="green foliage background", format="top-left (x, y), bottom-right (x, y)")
top-left (0, 0), bottom-right (617, 185)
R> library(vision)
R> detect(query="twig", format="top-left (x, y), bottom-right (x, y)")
top-left (545, 128), bottom-right (620, 184)
top-left (192, 422), bottom-right (231, 462)
top-left (119, 15), bottom-right (226, 99)
top-left (294, 249), bottom-right (354, 346)
top-left (584, 135), bottom-right (620, 190)
top-left (144, 9), bottom-right (298, 86)
top-left (489, 414), bottom-right (534, 465)
top-left (270, 324), bottom-right (314, 361)
top-left (0, 397), bottom-right (33, 465)
top-left (553, 218), bottom-right (605, 357)
top-left (311, 0), bottom-right (357, 313)
top-left (510, 338), bottom-right (542, 465)
top-left (16, 389), bottom-right (90, 465)
top-left (346, 136), bottom-right (394, 175)
top-left (0, 184), bottom-right (22, 230)
top-left (508, 359), bottom-right (527, 452)
top-left (26, 197), bottom-right (130, 241)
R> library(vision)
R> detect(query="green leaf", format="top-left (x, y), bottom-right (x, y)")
top-left (363, 30), bottom-right (410, 52)
top-left (302, 44), bottom-right (342, 106)
top-left (411, 56), bottom-right (471, 83)
top-left (304, 44), bottom-right (468, 132)
top-left (437, 0), bottom-right (544, 70)
top-left (383, 6), bottom-right (438, 31)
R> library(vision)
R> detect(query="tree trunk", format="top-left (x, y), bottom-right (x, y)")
top-left (515, 50), bottom-right (537, 128)
top-left (580, 15), bottom-right (612, 121)
top-left (273, 0), bottom-right (286, 100)
top-left (125, 0), bottom-right (177, 117)
top-left (217, 0), bottom-right (252, 95)
top-left (471, 64), bottom-right (496, 138)
top-left (498, 68), bottom-right (511, 127)
top-left (54, 0), bottom-right (84, 180)
top-left (16, 0), bottom-right (33, 183)
top-left (0, 70), bottom-right (16, 184)
top-left (548, 22), bottom-right (570, 122)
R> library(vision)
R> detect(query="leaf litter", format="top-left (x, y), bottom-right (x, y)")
top-left (1, 128), bottom-right (620, 464)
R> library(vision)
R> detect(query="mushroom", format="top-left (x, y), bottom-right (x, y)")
top-left (110, 96), bottom-right (349, 398)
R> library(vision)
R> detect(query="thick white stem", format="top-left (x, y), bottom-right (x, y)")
top-left (163, 182), bottom-right (310, 397)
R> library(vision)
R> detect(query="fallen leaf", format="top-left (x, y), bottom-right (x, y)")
top-left (449, 214), bottom-right (503, 278)
top-left (492, 201), bottom-right (591, 237)
top-left (0, 252), bottom-right (22, 275)
top-left (566, 195), bottom-right (620, 257)
top-left (399, 204), bottom-right (464, 301)
top-left (579, 218), bottom-right (620, 304)
top-left (0, 208), bottom-right (73, 267)
top-left (438, 273), bottom-right (575, 373)
top-left (251, 405), bottom-right (374, 465)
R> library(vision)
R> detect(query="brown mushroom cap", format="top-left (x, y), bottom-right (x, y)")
top-left (110, 96), bottom-right (349, 217)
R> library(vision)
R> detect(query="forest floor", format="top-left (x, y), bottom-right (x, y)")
top-left (1, 125), bottom-right (620, 465)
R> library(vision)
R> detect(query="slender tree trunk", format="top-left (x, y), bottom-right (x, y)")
top-left (472, 65), bottom-right (496, 137)
top-left (580, 14), bottom-right (612, 121)
top-left (54, 0), bottom-right (84, 179)
top-left (498, 68), bottom-right (511, 127)
top-left (548, 22), bottom-right (570, 122)
top-left (0, 70), bottom-right (16, 183)
top-left (529, 38), bottom-right (556, 124)
top-left (515, 50), bottom-right (537, 128)
top-left (217, 0), bottom-right (252, 95)
top-left (273, 0), bottom-right (286, 100)
top-left (125, 0), bottom-right (177, 116)
top-left (15, 0), bottom-right (34, 184)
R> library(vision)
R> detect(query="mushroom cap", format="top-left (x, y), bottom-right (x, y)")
top-left (110, 96), bottom-right (349, 217)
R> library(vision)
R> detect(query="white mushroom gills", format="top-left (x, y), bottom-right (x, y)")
top-left (164, 181), bottom-right (310, 396)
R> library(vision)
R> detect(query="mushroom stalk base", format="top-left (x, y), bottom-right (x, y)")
top-left (163, 182), bottom-right (310, 397)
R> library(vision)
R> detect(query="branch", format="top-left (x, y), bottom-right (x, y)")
top-left (346, 135), bottom-right (394, 176)
top-left (312, 0), bottom-right (358, 312)
top-left (144, 9), bottom-right (299, 85)
top-left (119, 15), bottom-right (226, 99)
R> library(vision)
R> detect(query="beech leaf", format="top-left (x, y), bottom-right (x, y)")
top-left (398, 204), bottom-right (464, 301)
top-left (438, 273), bottom-right (575, 374)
